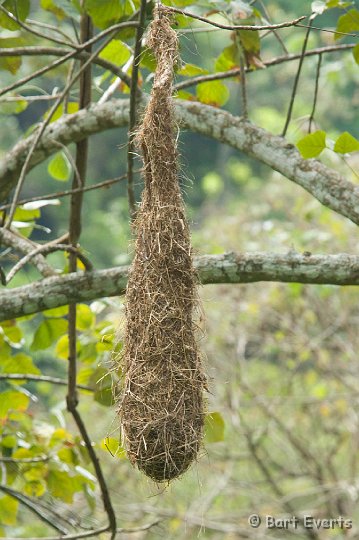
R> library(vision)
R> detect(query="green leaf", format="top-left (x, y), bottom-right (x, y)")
top-left (0, 391), bottom-right (29, 419)
top-left (0, 495), bottom-right (18, 525)
top-left (0, 99), bottom-right (28, 114)
top-left (45, 102), bottom-right (79, 122)
top-left (1, 435), bottom-right (17, 448)
top-left (55, 334), bottom-right (69, 360)
top-left (334, 132), bottom-right (359, 154)
top-left (196, 80), bottom-right (230, 107)
top-left (24, 480), bottom-right (46, 497)
top-left (178, 63), bottom-right (209, 77)
top-left (353, 43), bottom-right (359, 64)
top-left (76, 304), bottom-right (95, 331)
top-left (48, 152), bottom-right (72, 182)
top-left (297, 130), bottom-right (327, 158)
top-left (1, 353), bottom-right (40, 377)
top-left (100, 437), bottom-right (126, 458)
top-left (215, 45), bottom-right (239, 72)
top-left (204, 412), bottom-right (225, 443)
top-left (0, 38), bottom-right (24, 74)
top-left (91, 368), bottom-right (114, 406)
top-left (99, 39), bottom-right (131, 65)
top-left (85, 0), bottom-right (125, 29)
top-left (41, 0), bottom-right (66, 19)
top-left (335, 9), bottom-right (359, 40)
top-left (47, 468), bottom-right (80, 503)
top-left (0, 0), bottom-right (30, 31)
top-left (0, 320), bottom-right (23, 347)
top-left (31, 318), bottom-right (68, 351)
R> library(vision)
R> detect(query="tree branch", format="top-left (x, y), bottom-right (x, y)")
top-left (0, 228), bottom-right (56, 278)
top-left (2, 251), bottom-right (359, 321)
top-left (0, 373), bottom-right (93, 391)
top-left (1, 98), bottom-right (358, 226)
top-left (173, 43), bottom-right (356, 92)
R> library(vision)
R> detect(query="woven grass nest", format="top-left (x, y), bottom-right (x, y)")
top-left (117, 9), bottom-right (206, 482)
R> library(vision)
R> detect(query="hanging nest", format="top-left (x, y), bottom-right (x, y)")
top-left (117, 8), bottom-right (206, 482)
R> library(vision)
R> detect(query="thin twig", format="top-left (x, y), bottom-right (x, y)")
top-left (308, 53), bottom-right (322, 133)
top-left (0, 20), bottom-right (138, 99)
top-left (0, 373), bottom-right (93, 391)
top-left (258, 0), bottom-right (288, 54)
top-left (0, 173), bottom-right (132, 212)
top-left (174, 43), bottom-right (356, 91)
top-left (282, 17), bottom-right (313, 137)
top-left (296, 22), bottom-right (359, 37)
top-left (161, 4), bottom-right (306, 31)
top-left (237, 38), bottom-right (248, 119)
top-left (0, 456), bottom-right (49, 463)
top-left (0, 484), bottom-right (69, 534)
top-left (0, 227), bottom-right (56, 278)
top-left (2, 521), bottom-right (160, 540)
top-left (5, 244), bottom-right (93, 284)
top-left (65, 10), bottom-right (117, 540)
top-left (5, 30), bottom-right (120, 229)
top-left (127, 0), bottom-right (148, 220)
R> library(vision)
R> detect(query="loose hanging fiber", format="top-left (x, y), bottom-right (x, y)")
top-left (117, 7), bottom-right (206, 482)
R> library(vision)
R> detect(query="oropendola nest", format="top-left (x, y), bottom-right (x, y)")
top-left (117, 9), bottom-right (206, 482)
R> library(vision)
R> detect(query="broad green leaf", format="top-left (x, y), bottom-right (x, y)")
top-left (45, 102), bottom-right (79, 123)
top-left (0, 99), bottom-right (28, 114)
top-left (0, 0), bottom-right (30, 31)
top-left (0, 495), bottom-right (18, 525)
top-left (76, 304), bottom-right (95, 331)
top-left (47, 468), bottom-right (80, 503)
top-left (140, 47), bottom-right (156, 71)
top-left (99, 39), bottom-right (131, 65)
top-left (85, 0), bottom-right (126, 28)
top-left (326, 0), bottom-right (352, 6)
top-left (297, 130), bottom-right (327, 158)
top-left (196, 80), bottom-right (230, 107)
top-left (215, 45), bottom-right (239, 72)
top-left (0, 391), bottom-right (29, 419)
top-left (57, 447), bottom-right (79, 465)
top-left (178, 63), bottom-right (209, 77)
top-left (334, 132), bottom-right (359, 154)
top-left (48, 152), bottom-right (72, 182)
top-left (202, 172), bottom-right (224, 196)
top-left (31, 318), bottom-right (68, 351)
top-left (50, 428), bottom-right (73, 447)
top-left (239, 29), bottom-right (260, 55)
top-left (100, 437), bottom-right (126, 458)
top-left (1, 353), bottom-right (40, 376)
top-left (13, 206), bottom-right (40, 222)
top-left (91, 368), bottom-right (114, 406)
top-left (41, 0), bottom-right (66, 19)
top-left (24, 480), bottom-right (46, 497)
top-left (0, 320), bottom-right (23, 346)
top-left (335, 9), bottom-right (359, 40)
top-left (56, 334), bottom-right (80, 360)
top-left (0, 38), bottom-right (23, 73)
top-left (1, 435), bottom-right (17, 448)
top-left (204, 412), bottom-right (225, 443)
top-left (44, 305), bottom-right (69, 318)
top-left (175, 90), bottom-right (195, 101)
top-left (353, 43), bottom-right (359, 64)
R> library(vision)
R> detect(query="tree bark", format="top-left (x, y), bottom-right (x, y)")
top-left (1, 251), bottom-right (359, 321)
top-left (1, 99), bottom-right (359, 225)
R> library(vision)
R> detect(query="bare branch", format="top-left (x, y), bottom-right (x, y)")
top-left (308, 53), bottom-right (322, 133)
top-left (161, 4), bottom-right (306, 31)
top-left (282, 18), bottom-right (313, 137)
top-left (2, 251), bottom-right (359, 321)
top-left (174, 43), bottom-right (356, 92)
top-left (0, 228), bottom-right (56, 278)
top-left (127, 0), bottom-right (147, 219)
top-left (0, 373), bottom-right (93, 391)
